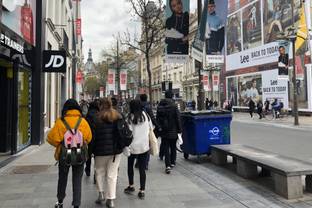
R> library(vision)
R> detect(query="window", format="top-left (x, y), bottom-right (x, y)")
top-left (174, 73), bottom-right (177, 83)
top-left (179, 71), bottom-right (183, 82)
top-left (163, 75), bottom-right (166, 81)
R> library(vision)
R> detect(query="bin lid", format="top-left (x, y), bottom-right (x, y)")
top-left (181, 110), bottom-right (232, 116)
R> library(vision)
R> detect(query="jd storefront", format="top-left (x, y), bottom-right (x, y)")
top-left (0, 0), bottom-right (36, 154)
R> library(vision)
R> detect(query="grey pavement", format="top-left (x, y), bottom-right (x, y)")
top-left (1, 143), bottom-right (312, 207)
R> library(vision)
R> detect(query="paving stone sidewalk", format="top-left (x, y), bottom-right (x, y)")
top-left (1, 144), bottom-right (312, 208)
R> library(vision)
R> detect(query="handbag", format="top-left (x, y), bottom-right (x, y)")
top-left (149, 127), bottom-right (159, 156)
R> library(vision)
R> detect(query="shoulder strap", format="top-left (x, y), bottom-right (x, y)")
top-left (74, 117), bottom-right (82, 132)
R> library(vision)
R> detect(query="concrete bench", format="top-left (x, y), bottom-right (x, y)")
top-left (211, 144), bottom-right (312, 199)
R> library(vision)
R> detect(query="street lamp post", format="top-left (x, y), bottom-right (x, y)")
top-left (197, 0), bottom-right (204, 110)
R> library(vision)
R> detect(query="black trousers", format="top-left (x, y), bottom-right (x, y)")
top-left (85, 144), bottom-right (92, 172)
top-left (57, 161), bottom-right (84, 207)
top-left (159, 138), bottom-right (165, 159)
top-left (163, 138), bottom-right (177, 168)
top-left (128, 151), bottom-right (149, 191)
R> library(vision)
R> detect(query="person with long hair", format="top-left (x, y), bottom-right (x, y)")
top-left (47, 99), bottom-right (92, 208)
top-left (124, 100), bottom-right (152, 199)
top-left (93, 98), bottom-right (124, 208)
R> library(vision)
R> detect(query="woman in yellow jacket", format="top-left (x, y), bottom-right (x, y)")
top-left (47, 99), bottom-right (92, 208)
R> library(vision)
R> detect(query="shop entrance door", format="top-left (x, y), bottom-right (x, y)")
top-left (0, 66), bottom-right (14, 153)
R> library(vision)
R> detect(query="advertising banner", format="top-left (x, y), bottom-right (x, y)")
top-left (227, 11), bottom-right (242, 55)
top-left (277, 41), bottom-right (290, 78)
top-left (237, 74), bottom-right (262, 106)
top-left (226, 41), bottom-right (293, 71)
top-left (191, 0), bottom-right (209, 62)
top-left (212, 74), bottom-right (219, 92)
top-left (227, 77), bottom-right (238, 106)
top-left (205, 0), bottom-right (227, 55)
top-left (202, 71), bottom-right (211, 92)
top-left (262, 70), bottom-right (289, 109)
top-left (165, 0), bottom-right (189, 63)
top-left (242, 1), bottom-right (261, 50)
top-left (76, 18), bottom-right (81, 36)
top-left (107, 69), bottom-right (115, 92)
top-left (76, 70), bottom-right (83, 83)
top-left (2, 0), bottom-right (36, 46)
top-left (120, 70), bottom-right (127, 91)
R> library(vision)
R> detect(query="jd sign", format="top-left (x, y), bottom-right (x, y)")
top-left (43, 50), bottom-right (66, 73)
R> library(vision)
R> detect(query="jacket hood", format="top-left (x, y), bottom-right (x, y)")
top-left (65, 109), bottom-right (82, 117)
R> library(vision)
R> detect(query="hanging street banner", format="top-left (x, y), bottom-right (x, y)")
top-left (107, 69), bottom-right (115, 92)
top-left (277, 41), bottom-right (290, 79)
top-left (120, 69), bottom-right (127, 91)
top-left (165, 0), bottom-right (190, 63)
top-left (76, 18), bottom-right (82, 36)
top-left (191, 0), bottom-right (209, 62)
top-left (212, 74), bottom-right (219, 92)
top-left (202, 71), bottom-right (211, 92)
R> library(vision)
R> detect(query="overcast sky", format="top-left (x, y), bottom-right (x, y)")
top-left (81, 1), bottom-right (197, 63)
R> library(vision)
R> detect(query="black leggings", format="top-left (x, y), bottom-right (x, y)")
top-left (128, 151), bottom-right (148, 191)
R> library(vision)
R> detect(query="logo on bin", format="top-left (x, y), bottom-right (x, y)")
top-left (209, 127), bottom-right (220, 136)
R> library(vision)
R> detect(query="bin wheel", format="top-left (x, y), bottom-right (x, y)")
top-left (184, 153), bottom-right (189, 160)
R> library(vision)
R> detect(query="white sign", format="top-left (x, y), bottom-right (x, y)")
top-left (191, 47), bottom-right (203, 62)
top-left (165, 55), bottom-right (189, 64)
top-left (262, 69), bottom-right (289, 109)
top-left (226, 42), bottom-right (293, 71)
top-left (206, 55), bottom-right (224, 64)
top-left (0, 33), bottom-right (24, 53)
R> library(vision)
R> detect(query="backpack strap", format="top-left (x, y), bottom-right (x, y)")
top-left (61, 117), bottom-right (82, 135)
top-left (61, 117), bottom-right (75, 135)
top-left (74, 117), bottom-right (82, 133)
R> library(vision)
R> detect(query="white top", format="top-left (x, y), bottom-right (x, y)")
top-left (128, 112), bottom-right (152, 155)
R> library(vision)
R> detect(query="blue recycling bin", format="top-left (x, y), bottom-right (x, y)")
top-left (181, 110), bottom-right (232, 159)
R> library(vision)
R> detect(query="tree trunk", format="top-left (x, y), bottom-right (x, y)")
top-left (146, 53), bottom-right (153, 102)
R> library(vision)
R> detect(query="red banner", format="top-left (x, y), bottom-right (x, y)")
top-left (120, 70), bottom-right (127, 91)
top-left (76, 18), bottom-right (81, 36)
top-left (76, 70), bottom-right (83, 83)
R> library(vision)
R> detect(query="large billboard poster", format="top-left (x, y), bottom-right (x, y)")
top-left (262, 69), bottom-right (289, 109)
top-left (2, 0), bottom-right (36, 46)
top-left (242, 0), bottom-right (261, 50)
top-left (227, 12), bottom-right (242, 55)
top-left (205, 0), bottom-right (227, 56)
top-left (237, 74), bottom-right (262, 106)
top-left (165, 0), bottom-right (190, 63)
top-left (263, 0), bottom-right (301, 44)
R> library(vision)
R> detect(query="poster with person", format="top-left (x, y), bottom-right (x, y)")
top-left (238, 74), bottom-right (262, 106)
top-left (205, 0), bottom-right (227, 56)
top-left (165, 0), bottom-right (189, 63)
top-left (263, 0), bottom-right (301, 43)
top-left (277, 41), bottom-right (290, 78)
top-left (242, 0), bottom-right (262, 50)
top-left (227, 77), bottom-right (238, 106)
top-left (226, 12), bottom-right (242, 55)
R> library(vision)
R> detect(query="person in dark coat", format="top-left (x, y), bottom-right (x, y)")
top-left (93, 98), bottom-right (124, 207)
top-left (85, 100), bottom-right (100, 177)
top-left (257, 101), bottom-right (263, 119)
top-left (156, 90), bottom-right (182, 174)
top-left (248, 99), bottom-right (255, 118)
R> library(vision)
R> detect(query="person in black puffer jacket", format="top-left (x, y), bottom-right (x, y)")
top-left (85, 99), bottom-right (100, 177)
top-left (156, 90), bottom-right (182, 174)
top-left (93, 98), bottom-right (124, 208)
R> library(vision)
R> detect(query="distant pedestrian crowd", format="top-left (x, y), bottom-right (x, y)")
top-left (47, 90), bottom-right (182, 208)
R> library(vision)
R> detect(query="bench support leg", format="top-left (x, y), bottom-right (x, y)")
top-left (305, 175), bottom-right (312, 192)
top-left (211, 149), bottom-right (227, 165)
top-left (236, 159), bottom-right (258, 179)
top-left (273, 173), bottom-right (303, 199)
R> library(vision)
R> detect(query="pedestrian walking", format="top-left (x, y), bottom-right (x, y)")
top-left (156, 90), bottom-right (182, 174)
top-left (47, 99), bottom-right (92, 208)
top-left (248, 99), bottom-right (255, 118)
top-left (85, 100), bottom-right (100, 183)
top-left (135, 94), bottom-right (161, 170)
top-left (79, 99), bottom-right (89, 117)
top-left (93, 98), bottom-right (126, 207)
top-left (124, 100), bottom-right (152, 200)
